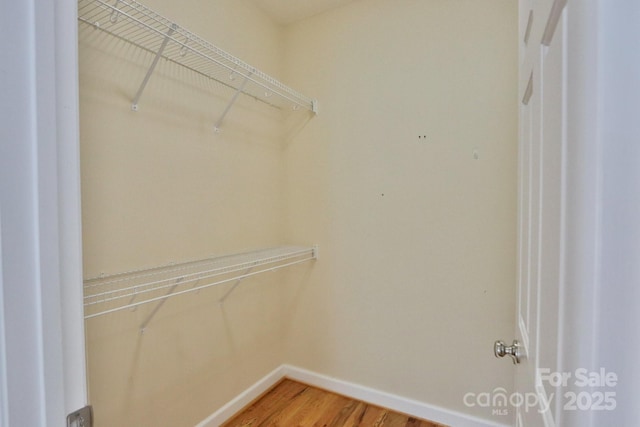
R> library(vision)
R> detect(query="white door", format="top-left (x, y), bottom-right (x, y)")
top-left (500, 1), bottom-right (568, 426)
top-left (505, 1), bottom-right (640, 426)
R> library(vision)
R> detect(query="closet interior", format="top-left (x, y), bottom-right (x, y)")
top-left (78, 0), bottom-right (518, 426)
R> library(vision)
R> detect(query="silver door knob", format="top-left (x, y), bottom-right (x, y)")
top-left (494, 339), bottom-right (522, 364)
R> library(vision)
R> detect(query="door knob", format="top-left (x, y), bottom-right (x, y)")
top-left (494, 339), bottom-right (522, 364)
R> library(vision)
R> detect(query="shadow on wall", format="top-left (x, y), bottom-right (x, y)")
top-left (78, 25), bottom-right (316, 149)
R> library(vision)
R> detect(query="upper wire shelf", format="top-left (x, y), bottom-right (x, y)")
top-left (83, 245), bottom-right (318, 320)
top-left (78, 0), bottom-right (318, 130)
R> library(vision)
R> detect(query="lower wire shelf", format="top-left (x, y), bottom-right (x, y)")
top-left (83, 245), bottom-right (317, 319)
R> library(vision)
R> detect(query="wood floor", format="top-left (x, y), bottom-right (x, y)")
top-left (222, 379), bottom-right (448, 427)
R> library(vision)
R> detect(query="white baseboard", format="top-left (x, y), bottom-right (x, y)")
top-left (196, 364), bottom-right (509, 427)
top-left (194, 365), bottom-right (285, 427)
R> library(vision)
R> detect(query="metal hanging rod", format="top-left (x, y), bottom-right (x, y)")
top-left (78, 0), bottom-right (318, 129)
top-left (83, 245), bottom-right (318, 320)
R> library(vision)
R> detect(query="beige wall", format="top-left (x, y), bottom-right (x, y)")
top-left (80, 0), bottom-right (517, 425)
top-left (282, 0), bottom-right (518, 423)
top-left (79, 0), bottom-right (299, 425)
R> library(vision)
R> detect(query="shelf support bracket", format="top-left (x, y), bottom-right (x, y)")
top-left (218, 267), bottom-right (253, 304)
top-left (131, 23), bottom-right (177, 111)
top-left (139, 276), bottom-right (184, 333)
top-left (214, 71), bottom-right (254, 133)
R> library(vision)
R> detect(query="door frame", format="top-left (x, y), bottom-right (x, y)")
top-left (0, 1), bottom-right (86, 426)
top-left (561, 1), bottom-right (640, 425)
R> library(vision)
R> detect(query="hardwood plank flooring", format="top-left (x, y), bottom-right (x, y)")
top-left (222, 379), bottom-right (448, 427)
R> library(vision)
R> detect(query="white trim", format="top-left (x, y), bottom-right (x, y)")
top-left (196, 365), bottom-right (509, 427)
top-left (0, 214), bottom-right (8, 427)
top-left (0, 1), bottom-right (86, 425)
top-left (55, 0), bottom-right (88, 415)
top-left (519, 316), bottom-right (530, 357)
top-left (1, 1), bottom-right (50, 424)
top-left (554, 11), bottom-right (569, 423)
top-left (535, 383), bottom-right (556, 427)
top-left (194, 366), bottom-right (286, 427)
top-left (35, 0), bottom-right (67, 420)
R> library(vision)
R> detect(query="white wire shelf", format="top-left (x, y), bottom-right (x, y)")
top-left (83, 245), bottom-right (318, 320)
top-left (78, 0), bottom-right (318, 130)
